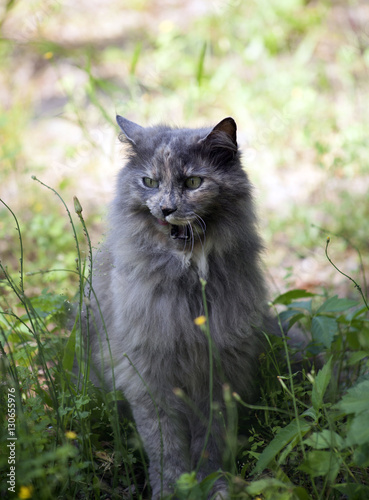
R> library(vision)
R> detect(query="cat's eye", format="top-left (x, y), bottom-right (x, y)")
top-left (143, 177), bottom-right (159, 188)
top-left (185, 177), bottom-right (202, 190)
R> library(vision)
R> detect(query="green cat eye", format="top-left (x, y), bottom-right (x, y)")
top-left (185, 177), bottom-right (202, 190)
top-left (143, 177), bottom-right (159, 188)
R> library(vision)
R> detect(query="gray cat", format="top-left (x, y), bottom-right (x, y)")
top-left (83, 116), bottom-right (273, 499)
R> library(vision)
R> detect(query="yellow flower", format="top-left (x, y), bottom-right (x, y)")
top-left (194, 315), bottom-right (206, 326)
top-left (65, 430), bottom-right (77, 439)
top-left (18, 485), bottom-right (33, 499)
top-left (43, 51), bottom-right (53, 59)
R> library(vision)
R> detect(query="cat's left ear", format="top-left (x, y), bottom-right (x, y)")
top-left (200, 117), bottom-right (237, 148)
top-left (116, 115), bottom-right (144, 145)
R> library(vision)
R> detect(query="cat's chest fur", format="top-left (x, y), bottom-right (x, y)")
top-left (108, 242), bottom-right (209, 346)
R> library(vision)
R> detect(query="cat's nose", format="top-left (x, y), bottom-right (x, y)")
top-left (161, 206), bottom-right (177, 217)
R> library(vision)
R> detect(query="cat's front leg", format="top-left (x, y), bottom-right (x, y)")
top-left (131, 394), bottom-right (190, 499)
top-left (189, 413), bottom-right (229, 499)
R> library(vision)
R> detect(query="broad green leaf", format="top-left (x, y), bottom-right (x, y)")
top-left (335, 379), bottom-right (369, 415)
top-left (317, 295), bottom-right (357, 313)
top-left (175, 470), bottom-right (222, 499)
top-left (198, 471), bottom-right (223, 497)
top-left (273, 289), bottom-right (315, 306)
top-left (304, 429), bottom-right (344, 450)
top-left (311, 355), bottom-right (332, 411)
top-left (348, 351), bottom-right (369, 366)
top-left (246, 479), bottom-right (310, 500)
top-left (345, 411), bottom-right (369, 447)
top-left (245, 478), bottom-right (289, 496)
top-left (353, 442), bottom-right (369, 467)
top-left (311, 316), bottom-right (337, 348)
top-left (6, 330), bottom-right (33, 343)
top-left (302, 407), bottom-right (318, 421)
top-left (278, 310), bottom-right (304, 330)
top-left (288, 300), bottom-right (312, 313)
top-left (274, 467), bottom-right (292, 484)
top-left (299, 450), bottom-right (341, 482)
top-left (26, 307), bottom-right (50, 319)
top-left (358, 328), bottom-right (369, 350)
top-left (278, 434), bottom-right (303, 465)
top-left (251, 418), bottom-right (311, 474)
top-left (106, 390), bottom-right (125, 403)
top-left (350, 305), bottom-right (369, 321)
top-left (0, 312), bottom-right (11, 328)
top-left (334, 483), bottom-right (369, 500)
top-left (28, 289), bottom-right (67, 320)
top-left (175, 471), bottom-right (198, 493)
top-left (293, 487), bottom-right (311, 500)
top-left (75, 394), bottom-right (91, 409)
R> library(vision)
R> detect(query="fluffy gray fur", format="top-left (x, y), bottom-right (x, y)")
top-left (84, 116), bottom-right (273, 499)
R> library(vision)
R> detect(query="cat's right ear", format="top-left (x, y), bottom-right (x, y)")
top-left (116, 115), bottom-right (144, 145)
top-left (199, 117), bottom-right (238, 152)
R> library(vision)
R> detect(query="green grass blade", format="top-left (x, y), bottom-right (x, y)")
top-left (196, 41), bottom-right (207, 86)
top-left (251, 418), bottom-right (311, 475)
top-left (62, 317), bottom-right (77, 384)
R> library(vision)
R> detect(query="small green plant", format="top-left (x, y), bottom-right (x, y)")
top-left (232, 261), bottom-right (369, 499)
top-left (1, 183), bottom-right (369, 498)
top-left (0, 184), bottom-right (142, 499)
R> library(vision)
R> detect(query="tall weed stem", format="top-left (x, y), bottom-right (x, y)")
top-left (325, 237), bottom-right (369, 312)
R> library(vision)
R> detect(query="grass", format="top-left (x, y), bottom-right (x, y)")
top-left (1, 182), bottom-right (369, 499)
top-left (1, 0), bottom-right (369, 498)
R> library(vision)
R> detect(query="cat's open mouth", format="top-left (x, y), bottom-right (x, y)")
top-left (170, 224), bottom-right (190, 240)
top-left (156, 219), bottom-right (190, 240)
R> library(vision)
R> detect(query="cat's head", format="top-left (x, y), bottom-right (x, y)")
top-left (115, 116), bottom-right (251, 252)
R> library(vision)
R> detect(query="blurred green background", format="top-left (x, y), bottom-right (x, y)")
top-left (1, 0), bottom-right (369, 299)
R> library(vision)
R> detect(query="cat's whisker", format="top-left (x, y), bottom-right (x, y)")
top-left (193, 223), bottom-right (205, 255)
top-left (191, 212), bottom-right (206, 250)
top-left (194, 213), bottom-right (207, 233)
top-left (183, 224), bottom-right (189, 252)
top-left (179, 222), bottom-right (189, 252)
top-left (187, 222), bottom-right (195, 256)
top-left (192, 224), bottom-right (201, 247)
top-left (191, 223), bottom-right (195, 255)
top-left (191, 212), bottom-right (206, 236)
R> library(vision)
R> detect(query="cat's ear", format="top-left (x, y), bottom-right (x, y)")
top-left (200, 117), bottom-right (237, 149)
top-left (199, 117), bottom-right (238, 163)
top-left (210, 117), bottom-right (237, 145)
top-left (116, 115), bottom-right (144, 145)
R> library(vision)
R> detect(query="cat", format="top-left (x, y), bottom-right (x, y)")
top-left (82, 115), bottom-right (274, 499)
